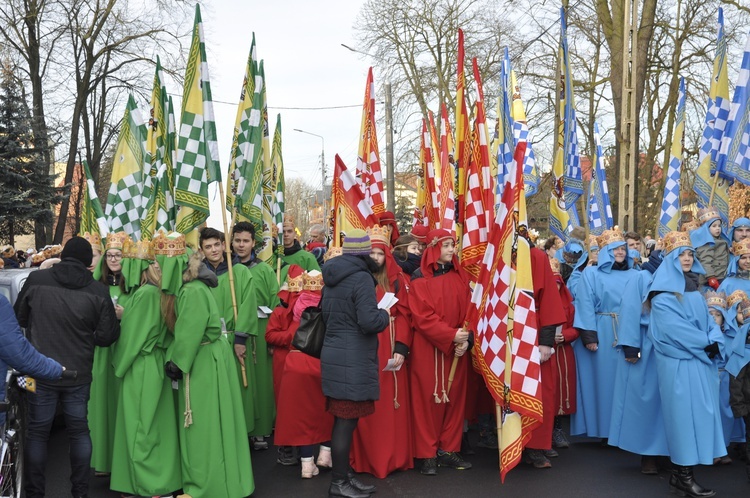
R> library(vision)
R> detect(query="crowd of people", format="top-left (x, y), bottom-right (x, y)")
top-left (1, 205), bottom-right (750, 498)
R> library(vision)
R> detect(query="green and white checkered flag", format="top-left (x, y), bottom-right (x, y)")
top-left (175, 4), bottom-right (220, 234)
top-left (105, 94), bottom-right (147, 239)
top-left (271, 115), bottom-right (285, 254)
top-left (79, 160), bottom-right (110, 239)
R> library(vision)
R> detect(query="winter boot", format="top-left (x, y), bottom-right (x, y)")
top-left (668, 465), bottom-right (715, 497)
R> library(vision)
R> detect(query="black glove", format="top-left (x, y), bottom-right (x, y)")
top-left (60, 369), bottom-right (78, 380)
top-left (622, 346), bottom-right (640, 360)
top-left (165, 361), bottom-right (183, 381)
top-left (704, 342), bottom-right (720, 359)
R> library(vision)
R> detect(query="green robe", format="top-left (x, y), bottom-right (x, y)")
top-left (110, 284), bottom-right (181, 496)
top-left (170, 279), bottom-right (254, 498)
top-left (245, 260), bottom-right (280, 436)
top-left (282, 247), bottom-right (320, 272)
top-left (89, 283), bottom-right (127, 473)
top-left (208, 262), bottom-right (259, 433)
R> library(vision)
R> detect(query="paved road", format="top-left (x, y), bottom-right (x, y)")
top-left (42, 424), bottom-right (749, 497)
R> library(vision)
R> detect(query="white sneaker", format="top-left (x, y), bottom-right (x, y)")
top-left (317, 445), bottom-right (332, 469)
top-left (301, 457), bottom-right (320, 478)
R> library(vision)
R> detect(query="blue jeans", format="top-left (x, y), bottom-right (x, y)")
top-left (24, 383), bottom-right (91, 498)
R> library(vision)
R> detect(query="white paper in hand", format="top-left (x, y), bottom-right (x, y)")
top-left (377, 292), bottom-right (398, 310)
top-left (382, 358), bottom-right (402, 371)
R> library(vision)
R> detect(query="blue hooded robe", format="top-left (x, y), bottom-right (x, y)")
top-left (716, 303), bottom-right (747, 445)
top-left (647, 245), bottom-right (725, 465)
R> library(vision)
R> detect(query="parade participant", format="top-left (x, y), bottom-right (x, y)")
top-left (351, 225), bottom-right (414, 478)
top-left (273, 271), bottom-right (334, 479)
top-left (728, 296), bottom-right (750, 480)
top-left (110, 238), bottom-right (180, 497)
top-left (730, 217), bottom-right (750, 245)
top-left (321, 229), bottom-right (389, 498)
top-left (15, 236), bottom-right (120, 498)
top-left (156, 232), bottom-right (253, 498)
top-left (306, 223), bottom-right (328, 266)
top-left (710, 291), bottom-right (745, 464)
top-left (523, 240), bottom-right (567, 468)
top-left (82, 231), bottom-right (104, 271)
top-left (1, 245), bottom-right (19, 269)
top-left (392, 234), bottom-right (422, 276)
top-left (625, 231), bottom-right (643, 258)
top-left (718, 238), bottom-right (750, 297)
top-left (231, 221), bottom-right (281, 450)
top-left (559, 237), bottom-right (587, 284)
top-left (568, 234), bottom-right (598, 298)
top-left (647, 230), bottom-right (725, 497)
top-left (282, 217), bottom-right (321, 271)
top-left (89, 231), bottom-right (127, 476)
top-left (265, 265), bottom-right (306, 467)
top-left (691, 207), bottom-right (730, 290)
top-left (571, 227), bottom-right (642, 441)
top-left (411, 224), bottom-right (429, 253)
top-left (199, 227), bottom-right (259, 437)
top-left (549, 258), bottom-right (578, 450)
top-left (544, 236), bottom-right (559, 259)
top-left (409, 229), bottom-right (473, 476)
top-left (376, 211), bottom-right (401, 246)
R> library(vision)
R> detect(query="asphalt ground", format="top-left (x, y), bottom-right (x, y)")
top-left (41, 423), bottom-right (749, 498)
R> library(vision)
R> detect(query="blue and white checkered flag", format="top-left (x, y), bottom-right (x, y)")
top-left (716, 31), bottom-right (750, 185)
top-left (496, 48), bottom-right (515, 203)
top-left (588, 122), bottom-right (613, 235)
top-left (659, 77), bottom-right (686, 237)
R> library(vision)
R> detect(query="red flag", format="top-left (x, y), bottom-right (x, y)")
top-left (472, 58), bottom-right (495, 226)
top-left (438, 104), bottom-right (456, 234)
top-left (355, 68), bottom-right (385, 215)
top-left (425, 115), bottom-right (442, 230)
top-left (332, 154), bottom-right (377, 244)
top-left (468, 141), bottom-right (542, 482)
top-left (455, 29), bottom-right (470, 228)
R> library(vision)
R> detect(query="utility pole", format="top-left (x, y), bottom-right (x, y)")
top-left (617, 0), bottom-right (639, 232)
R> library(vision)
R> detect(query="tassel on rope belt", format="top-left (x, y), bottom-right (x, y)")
top-left (183, 339), bottom-right (217, 428)
top-left (389, 316), bottom-right (400, 409)
top-left (596, 312), bottom-right (620, 347)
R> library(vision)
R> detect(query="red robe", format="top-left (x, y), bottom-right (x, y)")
top-left (409, 265), bottom-right (471, 457)
top-left (526, 248), bottom-right (566, 450)
top-left (553, 275), bottom-right (578, 416)
top-left (351, 275), bottom-right (414, 478)
top-left (265, 293), bottom-right (300, 407)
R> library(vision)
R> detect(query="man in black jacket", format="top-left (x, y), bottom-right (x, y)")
top-left (14, 236), bottom-right (120, 498)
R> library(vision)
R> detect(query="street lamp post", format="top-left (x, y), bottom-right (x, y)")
top-left (341, 43), bottom-right (396, 213)
top-left (293, 128), bottom-right (327, 223)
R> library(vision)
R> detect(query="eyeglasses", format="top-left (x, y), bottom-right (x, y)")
top-left (106, 253), bottom-right (123, 260)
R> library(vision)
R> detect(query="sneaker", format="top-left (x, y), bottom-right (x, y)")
top-left (476, 433), bottom-right (498, 449)
top-left (420, 457), bottom-right (438, 476)
top-left (252, 436), bottom-right (269, 451)
top-left (276, 446), bottom-right (298, 466)
top-left (523, 449), bottom-right (552, 469)
top-left (437, 451), bottom-right (472, 470)
top-left (552, 428), bottom-right (569, 449)
top-left (543, 448), bottom-right (559, 458)
top-left (300, 457), bottom-right (319, 478)
top-left (316, 445), bottom-right (332, 469)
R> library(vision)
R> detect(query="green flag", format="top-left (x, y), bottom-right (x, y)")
top-left (79, 160), bottom-right (110, 239)
top-left (271, 114), bottom-right (285, 252)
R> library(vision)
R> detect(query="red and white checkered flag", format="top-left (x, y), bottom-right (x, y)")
top-left (355, 68), bottom-right (385, 215)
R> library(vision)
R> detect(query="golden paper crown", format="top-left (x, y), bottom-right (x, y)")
top-left (122, 237), bottom-right (154, 260)
top-left (303, 270), bottom-right (324, 291)
top-left (596, 227), bottom-right (625, 249)
top-left (739, 299), bottom-right (750, 321)
top-left (1, 245), bottom-right (15, 257)
top-left (287, 273), bottom-right (304, 293)
top-left (662, 231), bottom-right (692, 255)
top-left (152, 232), bottom-right (186, 257)
top-left (705, 290), bottom-right (727, 310)
top-left (80, 232), bottom-right (102, 252)
top-left (697, 206), bottom-right (721, 226)
top-left (733, 238), bottom-right (750, 257)
top-left (324, 246), bottom-right (343, 262)
top-left (728, 290), bottom-right (748, 308)
top-left (588, 234), bottom-right (599, 250)
top-left (106, 232), bottom-right (129, 251)
top-left (366, 224), bottom-right (392, 247)
top-left (282, 216), bottom-right (295, 229)
top-left (528, 228), bottom-right (540, 244)
top-left (549, 257), bottom-right (561, 275)
top-left (681, 220), bottom-right (699, 232)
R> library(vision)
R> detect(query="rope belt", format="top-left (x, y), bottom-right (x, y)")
top-left (596, 312), bottom-right (620, 347)
top-left (389, 317), bottom-right (400, 409)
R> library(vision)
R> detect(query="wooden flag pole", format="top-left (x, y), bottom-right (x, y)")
top-left (708, 171), bottom-right (720, 207)
top-left (218, 180), bottom-right (246, 387)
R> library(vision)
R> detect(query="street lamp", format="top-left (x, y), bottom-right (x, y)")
top-left (341, 44), bottom-right (396, 213)
top-left (293, 128), bottom-right (327, 221)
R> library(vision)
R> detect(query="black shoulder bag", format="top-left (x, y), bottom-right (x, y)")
top-left (292, 290), bottom-right (326, 358)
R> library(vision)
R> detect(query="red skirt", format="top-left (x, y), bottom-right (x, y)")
top-left (326, 398), bottom-right (375, 419)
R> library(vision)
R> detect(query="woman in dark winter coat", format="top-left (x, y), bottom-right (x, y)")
top-left (321, 229), bottom-right (390, 498)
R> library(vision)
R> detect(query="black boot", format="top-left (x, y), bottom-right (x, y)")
top-left (329, 478), bottom-right (371, 498)
top-left (347, 470), bottom-right (376, 494)
top-left (668, 465), bottom-right (715, 497)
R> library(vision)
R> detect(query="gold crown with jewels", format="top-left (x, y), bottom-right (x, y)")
top-left (681, 219), bottom-right (699, 232)
top-left (549, 257), bottom-right (561, 275)
top-left (366, 224), bottom-right (392, 247)
top-left (303, 270), bottom-right (324, 291)
top-left (122, 237), bottom-right (154, 260)
top-left (705, 290), bottom-right (727, 310)
top-left (727, 289), bottom-right (748, 309)
top-left (324, 246), bottom-right (343, 262)
top-left (662, 231), bottom-right (692, 255)
top-left (286, 273), bottom-right (304, 293)
top-left (152, 232), bottom-right (186, 257)
top-left (596, 227), bottom-right (624, 249)
top-left (697, 206), bottom-right (721, 226)
top-left (106, 232), bottom-right (129, 251)
top-left (733, 238), bottom-right (750, 257)
top-left (80, 232), bottom-right (103, 252)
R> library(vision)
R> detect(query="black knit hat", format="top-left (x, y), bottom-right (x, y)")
top-left (61, 236), bottom-right (93, 267)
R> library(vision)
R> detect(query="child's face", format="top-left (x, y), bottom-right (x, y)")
top-left (709, 220), bottom-right (722, 238)
top-left (709, 309), bottom-right (723, 326)
top-left (737, 310), bottom-right (744, 325)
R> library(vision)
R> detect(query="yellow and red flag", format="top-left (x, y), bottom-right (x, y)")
top-left (455, 29), bottom-right (470, 229)
top-left (331, 154), bottom-right (377, 245)
top-left (438, 104), bottom-right (456, 234)
top-left (356, 68), bottom-right (385, 215)
top-left (419, 118), bottom-right (440, 230)
top-left (468, 141), bottom-right (543, 482)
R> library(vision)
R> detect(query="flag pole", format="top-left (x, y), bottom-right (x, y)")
top-left (708, 172), bottom-right (720, 207)
top-left (218, 180), bottom-right (246, 388)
